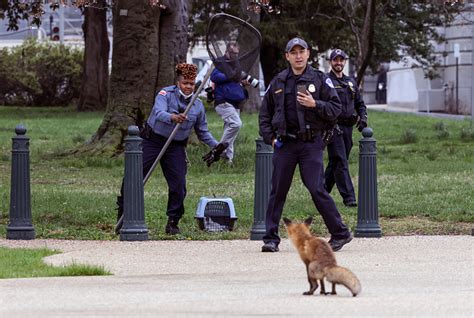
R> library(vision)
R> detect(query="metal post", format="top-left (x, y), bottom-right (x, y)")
top-left (59, 3), bottom-right (65, 44)
top-left (250, 137), bottom-right (273, 240)
top-left (7, 125), bottom-right (35, 240)
top-left (120, 126), bottom-right (148, 241)
top-left (456, 56), bottom-right (459, 114)
top-left (354, 127), bottom-right (382, 238)
top-left (471, 16), bottom-right (474, 126)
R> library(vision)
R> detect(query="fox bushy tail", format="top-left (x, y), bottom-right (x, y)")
top-left (325, 266), bottom-right (361, 297)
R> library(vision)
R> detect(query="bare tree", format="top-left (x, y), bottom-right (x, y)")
top-left (77, 0), bottom-right (109, 111)
top-left (79, 0), bottom-right (190, 154)
top-left (337, 0), bottom-right (376, 85)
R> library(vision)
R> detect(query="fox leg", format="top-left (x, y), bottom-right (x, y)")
top-left (331, 283), bottom-right (337, 295)
top-left (303, 268), bottom-right (319, 295)
top-left (319, 279), bottom-right (329, 295)
top-left (303, 278), bottom-right (318, 295)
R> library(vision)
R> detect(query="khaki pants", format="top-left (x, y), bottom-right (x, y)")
top-left (215, 102), bottom-right (242, 161)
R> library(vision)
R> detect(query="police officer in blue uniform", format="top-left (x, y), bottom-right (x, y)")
top-left (116, 64), bottom-right (225, 235)
top-left (325, 49), bottom-right (368, 207)
top-left (259, 38), bottom-right (353, 252)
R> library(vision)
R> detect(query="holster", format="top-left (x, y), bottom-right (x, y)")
top-left (140, 123), bottom-right (152, 139)
top-left (338, 113), bottom-right (358, 126)
top-left (322, 125), bottom-right (342, 146)
top-left (298, 128), bottom-right (316, 142)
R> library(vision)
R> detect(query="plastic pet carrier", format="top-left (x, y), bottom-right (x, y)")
top-left (195, 197), bottom-right (237, 232)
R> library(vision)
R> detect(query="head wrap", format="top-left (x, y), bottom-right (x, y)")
top-left (176, 63), bottom-right (197, 80)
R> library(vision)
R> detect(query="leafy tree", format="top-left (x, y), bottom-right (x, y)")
top-left (192, 0), bottom-right (463, 86)
top-left (1, 0), bottom-right (191, 155)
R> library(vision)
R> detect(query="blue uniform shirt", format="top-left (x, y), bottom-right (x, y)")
top-left (146, 85), bottom-right (218, 148)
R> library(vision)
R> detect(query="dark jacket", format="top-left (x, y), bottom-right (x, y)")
top-left (259, 66), bottom-right (342, 145)
top-left (211, 67), bottom-right (246, 108)
top-left (328, 71), bottom-right (367, 122)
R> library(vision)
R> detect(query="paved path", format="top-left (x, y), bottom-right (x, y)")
top-left (367, 104), bottom-right (471, 121)
top-left (0, 236), bottom-right (473, 317)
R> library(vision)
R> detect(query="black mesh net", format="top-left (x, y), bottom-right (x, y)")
top-left (206, 13), bottom-right (262, 80)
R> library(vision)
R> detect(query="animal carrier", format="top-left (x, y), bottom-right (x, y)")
top-left (195, 197), bottom-right (237, 232)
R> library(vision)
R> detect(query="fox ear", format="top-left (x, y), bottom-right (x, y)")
top-left (304, 217), bottom-right (313, 226)
top-left (283, 217), bottom-right (292, 225)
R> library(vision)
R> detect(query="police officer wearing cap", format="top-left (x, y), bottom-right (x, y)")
top-left (116, 63), bottom-right (225, 235)
top-left (259, 37), bottom-right (353, 253)
top-left (325, 49), bottom-right (368, 207)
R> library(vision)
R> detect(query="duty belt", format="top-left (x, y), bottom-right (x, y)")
top-left (141, 123), bottom-right (188, 146)
top-left (285, 129), bottom-right (322, 142)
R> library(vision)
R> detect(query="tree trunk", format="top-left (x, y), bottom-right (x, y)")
top-left (156, 0), bottom-right (190, 90)
top-left (240, 0), bottom-right (261, 113)
top-left (77, 1), bottom-right (109, 112)
top-left (261, 41), bottom-right (280, 87)
top-left (355, 0), bottom-right (376, 86)
top-left (79, 0), bottom-right (162, 155)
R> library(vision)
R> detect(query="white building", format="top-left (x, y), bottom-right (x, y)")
top-left (386, 4), bottom-right (474, 115)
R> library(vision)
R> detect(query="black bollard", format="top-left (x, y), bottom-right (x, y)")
top-left (355, 127), bottom-right (382, 237)
top-left (250, 137), bottom-right (273, 240)
top-left (7, 125), bottom-right (35, 240)
top-left (120, 126), bottom-right (148, 241)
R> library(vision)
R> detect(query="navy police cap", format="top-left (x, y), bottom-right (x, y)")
top-left (330, 49), bottom-right (348, 60)
top-left (285, 37), bottom-right (309, 52)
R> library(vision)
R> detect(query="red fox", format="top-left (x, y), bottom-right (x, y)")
top-left (283, 217), bottom-right (361, 297)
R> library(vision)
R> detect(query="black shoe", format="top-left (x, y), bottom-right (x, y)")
top-left (329, 235), bottom-right (353, 252)
top-left (261, 242), bottom-right (279, 252)
top-left (344, 200), bottom-right (357, 207)
top-left (165, 218), bottom-right (181, 235)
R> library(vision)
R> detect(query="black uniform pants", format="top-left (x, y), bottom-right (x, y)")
top-left (263, 137), bottom-right (351, 245)
top-left (324, 124), bottom-right (356, 203)
top-left (117, 135), bottom-right (187, 221)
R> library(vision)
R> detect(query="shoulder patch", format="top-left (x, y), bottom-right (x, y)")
top-left (325, 78), bottom-right (335, 89)
top-left (158, 90), bottom-right (167, 96)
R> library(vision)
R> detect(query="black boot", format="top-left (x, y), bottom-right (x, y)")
top-left (165, 217), bottom-right (181, 235)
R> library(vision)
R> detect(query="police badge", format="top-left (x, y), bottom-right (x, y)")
top-left (308, 84), bottom-right (316, 93)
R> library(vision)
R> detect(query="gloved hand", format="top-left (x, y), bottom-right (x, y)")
top-left (356, 116), bottom-right (368, 132)
top-left (202, 143), bottom-right (228, 167)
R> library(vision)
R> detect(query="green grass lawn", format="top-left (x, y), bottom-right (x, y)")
top-left (0, 106), bottom-right (473, 239)
top-left (0, 246), bottom-right (110, 278)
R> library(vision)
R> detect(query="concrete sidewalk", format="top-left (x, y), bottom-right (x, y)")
top-left (0, 236), bottom-right (473, 317)
top-left (367, 104), bottom-right (471, 121)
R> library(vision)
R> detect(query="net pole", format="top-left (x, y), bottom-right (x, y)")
top-left (143, 63), bottom-right (215, 185)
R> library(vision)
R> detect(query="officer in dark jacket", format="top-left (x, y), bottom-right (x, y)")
top-left (259, 38), bottom-right (353, 253)
top-left (325, 49), bottom-right (368, 207)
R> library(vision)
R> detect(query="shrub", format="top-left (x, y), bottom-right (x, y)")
top-left (433, 121), bottom-right (446, 131)
top-left (436, 129), bottom-right (450, 139)
top-left (460, 127), bottom-right (474, 141)
top-left (426, 151), bottom-right (438, 161)
top-left (0, 38), bottom-right (83, 106)
top-left (400, 128), bottom-right (418, 144)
